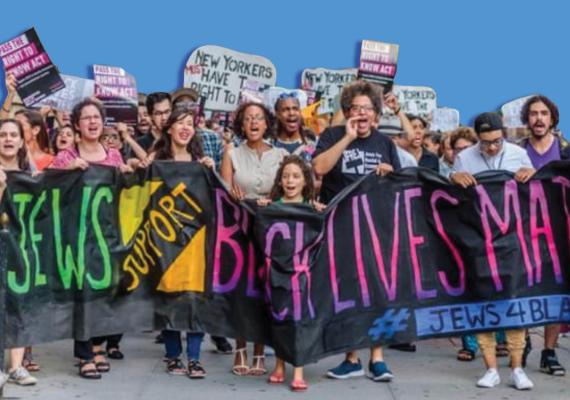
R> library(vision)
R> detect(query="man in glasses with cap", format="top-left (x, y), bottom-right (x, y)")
top-left (450, 112), bottom-right (535, 390)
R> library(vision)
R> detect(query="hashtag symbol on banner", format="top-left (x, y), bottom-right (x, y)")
top-left (368, 308), bottom-right (410, 340)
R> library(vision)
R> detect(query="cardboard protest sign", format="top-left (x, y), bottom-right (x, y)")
top-left (357, 40), bottom-right (399, 92)
top-left (301, 68), bottom-right (357, 114)
top-left (93, 64), bottom-right (137, 126)
top-left (238, 79), bottom-right (268, 105)
top-left (36, 74), bottom-right (95, 111)
top-left (184, 45), bottom-right (277, 112)
top-left (393, 85), bottom-right (437, 120)
top-left (430, 108), bottom-right (460, 132)
top-left (0, 28), bottom-right (65, 107)
top-left (501, 95), bottom-right (535, 128)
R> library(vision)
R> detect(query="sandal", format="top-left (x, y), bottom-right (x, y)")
top-left (496, 343), bottom-right (509, 357)
top-left (78, 360), bottom-right (101, 380)
top-left (290, 379), bottom-right (308, 392)
top-left (107, 348), bottom-right (124, 360)
top-left (232, 348), bottom-right (249, 376)
top-left (187, 360), bottom-right (206, 379)
top-left (94, 351), bottom-right (111, 373)
top-left (457, 348), bottom-right (475, 362)
top-left (166, 358), bottom-right (187, 375)
top-left (249, 355), bottom-right (267, 376)
top-left (268, 370), bottom-right (285, 384)
top-left (22, 354), bottom-right (40, 372)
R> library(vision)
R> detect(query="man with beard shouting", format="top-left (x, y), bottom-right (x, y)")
top-left (519, 95), bottom-right (568, 376)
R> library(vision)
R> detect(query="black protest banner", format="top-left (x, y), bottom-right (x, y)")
top-left (3, 163), bottom-right (570, 366)
top-left (254, 165), bottom-right (570, 365)
top-left (0, 28), bottom-right (65, 107)
top-left (93, 64), bottom-right (138, 126)
top-left (2, 162), bottom-right (267, 347)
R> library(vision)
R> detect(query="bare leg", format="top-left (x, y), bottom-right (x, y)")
top-left (544, 324), bottom-right (561, 350)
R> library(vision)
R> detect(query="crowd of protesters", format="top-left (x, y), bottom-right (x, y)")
top-left (1, 70), bottom-right (569, 392)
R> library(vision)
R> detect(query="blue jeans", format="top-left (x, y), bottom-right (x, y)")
top-left (163, 330), bottom-right (204, 361)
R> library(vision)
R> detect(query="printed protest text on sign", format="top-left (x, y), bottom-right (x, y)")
top-left (184, 45), bottom-right (276, 112)
top-left (0, 28), bottom-right (65, 107)
top-left (301, 68), bottom-right (357, 114)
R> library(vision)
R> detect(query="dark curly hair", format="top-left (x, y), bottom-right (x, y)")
top-left (0, 119), bottom-right (31, 171)
top-left (268, 155), bottom-right (316, 202)
top-left (340, 81), bottom-right (383, 117)
top-left (71, 98), bottom-right (106, 135)
top-left (450, 126), bottom-right (478, 149)
top-left (520, 95), bottom-right (559, 130)
top-left (232, 102), bottom-right (274, 139)
top-left (152, 107), bottom-right (203, 161)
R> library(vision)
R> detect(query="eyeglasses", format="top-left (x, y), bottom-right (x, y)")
top-left (79, 115), bottom-right (102, 122)
top-left (279, 92), bottom-right (298, 100)
top-left (243, 115), bottom-right (265, 123)
top-left (101, 134), bottom-right (120, 141)
top-left (480, 137), bottom-right (504, 148)
top-left (350, 104), bottom-right (375, 113)
top-left (152, 109), bottom-right (172, 118)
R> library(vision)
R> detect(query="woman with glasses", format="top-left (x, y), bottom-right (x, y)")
top-left (51, 98), bottom-right (132, 380)
top-left (220, 102), bottom-right (287, 376)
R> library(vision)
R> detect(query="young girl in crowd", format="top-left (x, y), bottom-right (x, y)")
top-left (149, 106), bottom-right (214, 378)
top-left (257, 155), bottom-right (325, 392)
top-left (51, 124), bottom-right (75, 154)
top-left (0, 119), bottom-right (38, 386)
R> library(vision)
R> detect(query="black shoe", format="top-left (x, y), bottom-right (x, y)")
top-left (540, 349), bottom-right (566, 376)
top-left (155, 333), bottom-right (164, 344)
top-left (388, 342), bottom-right (417, 352)
top-left (211, 336), bottom-right (233, 354)
top-left (521, 335), bottom-right (532, 368)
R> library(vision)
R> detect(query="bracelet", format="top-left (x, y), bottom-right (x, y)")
top-left (394, 107), bottom-right (401, 115)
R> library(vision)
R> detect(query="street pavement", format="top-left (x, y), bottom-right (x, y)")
top-left (4, 327), bottom-right (569, 400)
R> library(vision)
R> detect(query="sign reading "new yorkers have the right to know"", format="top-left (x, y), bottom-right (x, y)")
top-left (0, 27), bottom-right (65, 107)
top-left (184, 45), bottom-right (277, 112)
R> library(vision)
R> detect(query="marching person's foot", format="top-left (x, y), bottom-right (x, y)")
top-left (510, 368), bottom-right (533, 390)
top-left (476, 368), bottom-right (500, 388)
top-left (540, 349), bottom-right (566, 376)
top-left (326, 358), bottom-right (364, 379)
top-left (211, 336), bottom-right (233, 354)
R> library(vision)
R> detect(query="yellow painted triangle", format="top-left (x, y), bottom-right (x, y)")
top-left (157, 226), bottom-right (206, 293)
top-left (119, 180), bottom-right (163, 245)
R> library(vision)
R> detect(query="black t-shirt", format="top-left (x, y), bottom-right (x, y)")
top-left (314, 126), bottom-right (401, 203)
top-left (419, 148), bottom-right (439, 172)
top-left (136, 133), bottom-right (157, 152)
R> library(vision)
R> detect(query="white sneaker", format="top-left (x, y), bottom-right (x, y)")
top-left (8, 367), bottom-right (37, 386)
top-left (510, 368), bottom-right (533, 390)
top-left (477, 368), bottom-right (500, 388)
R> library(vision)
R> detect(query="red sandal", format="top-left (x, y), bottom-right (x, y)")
top-left (268, 371), bottom-right (285, 384)
top-left (290, 379), bottom-right (308, 392)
